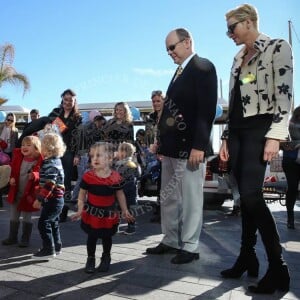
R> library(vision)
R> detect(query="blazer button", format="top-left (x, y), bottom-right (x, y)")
top-left (166, 117), bottom-right (175, 126)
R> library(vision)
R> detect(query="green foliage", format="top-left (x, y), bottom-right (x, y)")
top-left (0, 43), bottom-right (30, 102)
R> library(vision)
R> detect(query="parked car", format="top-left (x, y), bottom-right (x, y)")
top-left (134, 115), bottom-right (233, 208)
top-left (203, 156), bottom-right (232, 208)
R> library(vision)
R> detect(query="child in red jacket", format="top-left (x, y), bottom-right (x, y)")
top-left (2, 135), bottom-right (43, 247)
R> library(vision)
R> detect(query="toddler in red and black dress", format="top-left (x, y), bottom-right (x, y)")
top-left (72, 142), bottom-right (134, 273)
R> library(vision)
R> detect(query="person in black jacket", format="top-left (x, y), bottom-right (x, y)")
top-left (282, 106), bottom-right (300, 229)
top-left (146, 28), bottom-right (217, 264)
top-left (145, 90), bottom-right (164, 222)
top-left (48, 89), bottom-right (82, 222)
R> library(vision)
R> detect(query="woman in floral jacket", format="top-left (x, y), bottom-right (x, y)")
top-left (219, 4), bottom-right (293, 294)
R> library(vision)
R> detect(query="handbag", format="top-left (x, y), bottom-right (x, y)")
top-left (0, 151), bottom-right (10, 165)
top-left (52, 117), bottom-right (68, 133)
top-left (209, 155), bottom-right (230, 175)
top-left (0, 139), bottom-right (8, 150)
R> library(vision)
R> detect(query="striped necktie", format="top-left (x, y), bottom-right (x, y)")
top-left (173, 65), bottom-right (183, 82)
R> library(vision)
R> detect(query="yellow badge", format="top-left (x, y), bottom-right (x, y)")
top-left (241, 73), bottom-right (256, 84)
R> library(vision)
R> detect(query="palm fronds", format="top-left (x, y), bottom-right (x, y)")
top-left (0, 43), bottom-right (30, 97)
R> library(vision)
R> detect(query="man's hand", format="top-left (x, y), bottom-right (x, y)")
top-left (188, 149), bottom-right (204, 170)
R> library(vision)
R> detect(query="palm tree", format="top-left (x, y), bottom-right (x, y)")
top-left (0, 97), bottom-right (8, 105)
top-left (0, 43), bottom-right (30, 99)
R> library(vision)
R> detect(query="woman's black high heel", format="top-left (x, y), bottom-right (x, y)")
top-left (287, 222), bottom-right (295, 229)
top-left (221, 252), bottom-right (259, 278)
top-left (248, 264), bottom-right (290, 294)
top-left (287, 211), bottom-right (295, 229)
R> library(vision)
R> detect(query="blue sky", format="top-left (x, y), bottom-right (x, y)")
top-left (1, 0), bottom-right (300, 116)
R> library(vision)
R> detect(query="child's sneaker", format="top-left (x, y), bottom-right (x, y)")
top-left (123, 224), bottom-right (136, 235)
top-left (98, 253), bottom-right (111, 272)
top-left (55, 244), bottom-right (62, 255)
top-left (32, 248), bottom-right (56, 260)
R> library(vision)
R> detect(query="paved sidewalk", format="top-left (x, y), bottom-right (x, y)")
top-left (0, 198), bottom-right (299, 300)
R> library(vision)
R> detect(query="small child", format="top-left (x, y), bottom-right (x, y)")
top-left (2, 136), bottom-right (43, 247)
top-left (114, 142), bottom-right (140, 235)
top-left (72, 142), bottom-right (134, 273)
top-left (32, 133), bottom-right (66, 260)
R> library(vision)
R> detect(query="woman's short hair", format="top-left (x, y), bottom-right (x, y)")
top-left (226, 4), bottom-right (258, 29)
top-left (42, 133), bottom-right (66, 157)
top-left (151, 90), bottom-right (164, 100)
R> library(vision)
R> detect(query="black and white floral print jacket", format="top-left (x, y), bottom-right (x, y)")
top-left (222, 33), bottom-right (293, 141)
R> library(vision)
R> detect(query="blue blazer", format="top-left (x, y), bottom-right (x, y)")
top-left (158, 54), bottom-right (217, 159)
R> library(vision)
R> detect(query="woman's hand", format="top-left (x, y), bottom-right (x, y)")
top-left (149, 143), bottom-right (158, 154)
top-left (73, 156), bottom-right (80, 166)
top-left (219, 140), bottom-right (229, 161)
top-left (264, 139), bottom-right (280, 162)
top-left (9, 178), bottom-right (16, 186)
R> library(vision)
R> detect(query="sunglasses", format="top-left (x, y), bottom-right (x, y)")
top-left (6, 119), bottom-right (13, 122)
top-left (226, 21), bottom-right (243, 36)
top-left (151, 90), bottom-right (162, 97)
top-left (166, 39), bottom-right (185, 52)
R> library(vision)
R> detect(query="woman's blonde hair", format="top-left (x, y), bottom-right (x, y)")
top-left (118, 142), bottom-right (135, 158)
top-left (6, 112), bottom-right (17, 131)
top-left (113, 102), bottom-right (133, 123)
top-left (226, 3), bottom-right (259, 29)
top-left (22, 135), bottom-right (41, 155)
top-left (42, 133), bottom-right (66, 157)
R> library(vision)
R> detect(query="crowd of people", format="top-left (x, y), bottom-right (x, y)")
top-left (0, 3), bottom-right (298, 295)
top-left (0, 87), bottom-right (162, 272)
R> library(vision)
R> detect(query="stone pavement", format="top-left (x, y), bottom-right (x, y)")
top-left (0, 198), bottom-right (299, 300)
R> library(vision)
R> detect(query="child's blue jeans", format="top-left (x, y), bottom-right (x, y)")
top-left (38, 198), bottom-right (64, 250)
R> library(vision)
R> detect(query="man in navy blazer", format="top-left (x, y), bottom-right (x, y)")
top-left (146, 28), bottom-right (217, 264)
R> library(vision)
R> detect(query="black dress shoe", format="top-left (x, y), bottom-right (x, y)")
top-left (171, 250), bottom-right (199, 264)
top-left (146, 243), bottom-right (177, 255)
